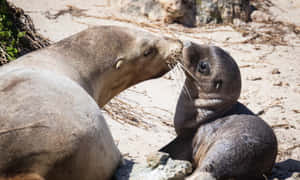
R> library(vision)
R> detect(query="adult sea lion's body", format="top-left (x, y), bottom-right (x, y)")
top-left (0, 26), bottom-right (182, 180)
top-left (161, 42), bottom-right (277, 180)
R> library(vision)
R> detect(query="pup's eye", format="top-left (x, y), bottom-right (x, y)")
top-left (197, 61), bottom-right (210, 75)
top-left (144, 47), bottom-right (156, 57)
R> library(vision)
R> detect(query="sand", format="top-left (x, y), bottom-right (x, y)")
top-left (8, 0), bottom-right (300, 178)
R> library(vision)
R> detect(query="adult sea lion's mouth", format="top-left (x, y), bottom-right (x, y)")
top-left (166, 40), bottom-right (184, 67)
top-left (167, 52), bottom-right (182, 67)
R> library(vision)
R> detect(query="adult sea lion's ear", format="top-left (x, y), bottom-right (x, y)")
top-left (115, 57), bottom-right (125, 69)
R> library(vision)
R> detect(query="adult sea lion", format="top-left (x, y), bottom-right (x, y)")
top-left (160, 42), bottom-right (277, 180)
top-left (0, 26), bottom-right (183, 180)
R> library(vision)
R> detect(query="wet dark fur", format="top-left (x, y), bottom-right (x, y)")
top-left (160, 43), bottom-right (278, 180)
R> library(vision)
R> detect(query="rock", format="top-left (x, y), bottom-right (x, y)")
top-left (256, 109), bottom-right (265, 116)
top-left (273, 80), bottom-right (283, 86)
top-left (158, 0), bottom-right (196, 26)
top-left (195, 0), bottom-right (251, 24)
top-left (272, 68), bottom-right (281, 74)
top-left (247, 76), bottom-right (262, 81)
top-left (112, 0), bottom-right (251, 26)
top-left (286, 172), bottom-right (300, 180)
top-left (146, 151), bottom-right (169, 168)
top-left (293, 109), bottom-right (300, 114)
top-left (115, 152), bottom-right (193, 180)
top-left (112, 0), bottom-right (163, 21)
top-left (250, 10), bottom-right (272, 23)
top-left (233, 18), bottom-right (246, 26)
top-left (112, 0), bottom-right (196, 27)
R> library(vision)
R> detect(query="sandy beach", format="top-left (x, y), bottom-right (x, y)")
top-left (9, 0), bottom-right (300, 178)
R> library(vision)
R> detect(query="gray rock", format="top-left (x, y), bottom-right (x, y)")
top-left (111, 0), bottom-right (251, 26)
top-left (195, 0), bottom-right (251, 24)
top-left (112, 0), bottom-right (165, 21)
top-left (251, 10), bottom-right (272, 22)
top-left (115, 152), bottom-right (193, 180)
top-left (112, 0), bottom-right (196, 27)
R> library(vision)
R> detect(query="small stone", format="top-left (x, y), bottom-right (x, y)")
top-left (256, 110), bottom-right (265, 116)
top-left (240, 64), bottom-right (251, 68)
top-left (247, 76), bottom-right (262, 81)
top-left (112, 0), bottom-right (195, 26)
top-left (146, 152), bottom-right (169, 168)
top-left (251, 10), bottom-right (272, 22)
top-left (292, 172), bottom-right (300, 178)
top-left (286, 172), bottom-right (300, 180)
top-left (272, 68), bottom-right (281, 74)
top-left (254, 46), bottom-right (261, 50)
top-left (233, 18), bottom-right (245, 26)
top-left (273, 81), bottom-right (283, 86)
top-left (293, 109), bottom-right (300, 114)
top-left (163, 74), bottom-right (174, 80)
top-left (115, 152), bottom-right (192, 180)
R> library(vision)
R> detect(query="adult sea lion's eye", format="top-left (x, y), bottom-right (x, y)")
top-left (144, 47), bottom-right (155, 57)
top-left (197, 61), bottom-right (210, 75)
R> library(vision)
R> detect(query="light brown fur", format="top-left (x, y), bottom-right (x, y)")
top-left (0, 26), bottom-right (182, 180)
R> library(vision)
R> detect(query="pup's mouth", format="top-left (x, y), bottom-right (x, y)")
top-left (194, 98), bottom-right (223, 107)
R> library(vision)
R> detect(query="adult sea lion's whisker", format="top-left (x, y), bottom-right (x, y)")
top-left (173, 63), bottom-right (192, 100)
top-left (178, 63), bottom-right (202, 87)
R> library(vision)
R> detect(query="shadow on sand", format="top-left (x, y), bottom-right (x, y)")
top-left (270, 159), bottom-right (300, 179)
top-left (113, 159), bottom-right (134, 180)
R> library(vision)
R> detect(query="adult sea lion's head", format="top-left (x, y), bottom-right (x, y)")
top-left (52, 26), bottom-right (183, 107)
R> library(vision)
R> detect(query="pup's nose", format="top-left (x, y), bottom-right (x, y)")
top-left (183, 40), bottom-right (192, 48)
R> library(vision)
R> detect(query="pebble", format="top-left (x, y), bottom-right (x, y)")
top-left (115, 152), bottom-right (193, 180)
top-left (251, 10), bottom-right (272, 22)
top-left (273, 81), bottom-right (283, 86)
top-left (272, 68), bottom-right (281, 74)
top-left (247, 76), bottom-right (263, 81)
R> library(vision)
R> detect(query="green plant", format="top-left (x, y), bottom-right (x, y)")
top-left (0, 0), bottom-right (26, 61)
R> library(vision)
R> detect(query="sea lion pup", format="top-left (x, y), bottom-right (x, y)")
top-left (160, 42), bottom-right (277, 180)
top-left (0, 26), bottom-right (183, 180)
